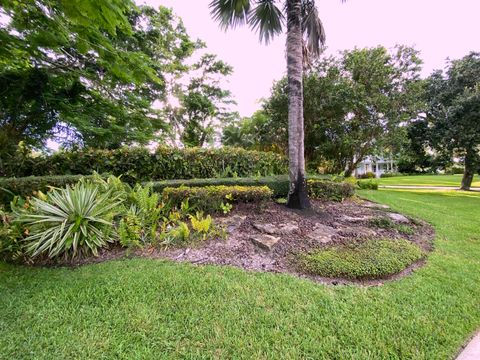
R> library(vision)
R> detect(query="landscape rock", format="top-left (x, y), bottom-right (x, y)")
top-left (341, 215), bottom-right (372, 223)
top-left (250, 234), bottom-right (280, 251)
top-left (339, 227), bottom-right (376, 238)
top-left (387, 213), bottom-right (409, 223)
top-left (307, 224), bottom-right (338, 243)
top-left (362, 201), bottom-right (390, 209)
top-left (217, 215), bottom-right (246, 233)
top-left (253, 222), bottom-right (298, 235)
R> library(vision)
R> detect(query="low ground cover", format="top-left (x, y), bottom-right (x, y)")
top-left (378, 174), bottom-right (480, 187)
top-left (1, 189), bottom-right (479, 358)
top-left (298, 239), bottom-right (423, 280)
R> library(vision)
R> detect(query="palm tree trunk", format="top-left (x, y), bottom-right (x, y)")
top-left (286, 0), bottom-right (310, 209)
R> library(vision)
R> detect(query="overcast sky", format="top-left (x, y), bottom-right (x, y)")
top-left (141, 0), bottom-right (480, 117)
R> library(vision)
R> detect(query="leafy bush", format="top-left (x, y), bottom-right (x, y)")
top-left (0, 175), bottom-right (91, 206)
top-left (162, 185), bottom-right (273, 213)
top-left (445, 166), bottom-right (464, 175)
top-left (2, 147), bottom-right (288, 181)
top-left (357, 172), bottom-right (376, 179)
top-left (307, 180), bottom-right (355, 201)
top-left (14, 182), bottom-right (122, 259)
top-left (0, 205), bottom-right (23, 262)
top-left (357, 179), bottom-right (379, 190)
top-left (298, 239), bottom-right (423, 280)
top-left (153, 175), bottom-right (352, 201)
top-left (380, 172), bottom-right (402, 178)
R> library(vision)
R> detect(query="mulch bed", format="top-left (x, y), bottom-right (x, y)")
top-left (153, 198), bottom-right (435, 286)
top-left (27, 198), bottom-right (435, 286)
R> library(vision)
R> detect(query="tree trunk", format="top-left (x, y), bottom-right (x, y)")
top-left (286, 0), bottom-right (310, 209)
top-left (461, 148), bottom-right (476, 190)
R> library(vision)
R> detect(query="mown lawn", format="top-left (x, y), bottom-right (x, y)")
top-left (1, 189), bottom-right (479, 359)
top-left (377, 174), bottom-right (480, 187)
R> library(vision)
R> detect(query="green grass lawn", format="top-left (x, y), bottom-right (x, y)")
top-left (377, 174), bottom-right (480, 187)
top-left (1, 190), bottom-right (480, 359)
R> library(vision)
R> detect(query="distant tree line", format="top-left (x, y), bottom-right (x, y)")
top-left (223, 49), bottom-right (480, 190)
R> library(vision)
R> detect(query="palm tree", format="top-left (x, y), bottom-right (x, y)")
top-left (210, 0), bottom-right (330, 209)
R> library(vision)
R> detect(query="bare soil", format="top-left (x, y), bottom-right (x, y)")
top-left (32, 198), bottom-right (435, 286)
top-left (152, 198), bottom-right (435, 286)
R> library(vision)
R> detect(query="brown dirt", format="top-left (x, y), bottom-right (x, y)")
top-left (29, 198), bottom-right (435, 286)
top-left (151, 198), bottom-right (435, 286)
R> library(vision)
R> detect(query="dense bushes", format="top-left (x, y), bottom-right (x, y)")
top-left (0, 175), bottom-right (90, 205)
top-left (357, 172), bottom-right (376, 179)
top-left (1, 147), bottom-right (288, 181)
top-left (297, 239), bottom-right (423, 280)
top-left (1, 174), bottom-right (355, 206)
top-left (357, 179), bottom-right (379, 190)
top-left (308, 180), bottom-right (355, 201)
top-left (162, 185), bottom-right (273, 212)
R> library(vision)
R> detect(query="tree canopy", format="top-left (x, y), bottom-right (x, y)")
top-left (0, 0), bottom-right (234, 156)
top-left (423, 52), bottom-right (480, 189)
top-left (224, 46), bottom-right (423, 175)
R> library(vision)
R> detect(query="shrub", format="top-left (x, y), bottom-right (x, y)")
top-left (297, 239), bottom-right (423, 280)
top-left (2, 147), bottom-right (288, 181)
top-left (445, 166), bottom-right (464, 175)
top-left (307, 180), bottom-right (355, 201)
top-left (153, 175), bottom-right (352, 201)
top-left (162, 185), bottom-right (273, 213)
top-left (0, 175), bottom-right (91, 206)
top-left (0, 205), bottom-right (23, 262)
top-left (357, 172), bottom-right (376, 179)
top-left (14, 182), bottom-right (122, 259)
top-left (357, 179), bottom-right (379, 190)
top-left (380, 172), bottom-right (402, 178)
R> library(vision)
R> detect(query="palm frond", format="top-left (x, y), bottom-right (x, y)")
top-left (302, 0), bottom-right (326, 57)
top-left (249, 0), bottom-right (284, 44)
top-left (209, 0), bottom-right (252, 29)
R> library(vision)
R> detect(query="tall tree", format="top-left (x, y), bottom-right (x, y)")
top-left (210, 0), bottom-right (334, 209)
top-left (167, 54), bottom-right (237, 147)
top-left (425, 52), bottom-right (480, 190)
top-left (0, 1), bottom-right (198, 152)
top-left (226, 46), bottom-right (423, 175)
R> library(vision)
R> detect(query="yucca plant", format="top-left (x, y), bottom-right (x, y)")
top-left (15, 182), bottom-right (122, 259)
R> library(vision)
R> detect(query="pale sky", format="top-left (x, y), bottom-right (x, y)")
top-left (141, 0), bottom-right (480, 117)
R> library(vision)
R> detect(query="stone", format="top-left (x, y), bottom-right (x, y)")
top-left (386, 213), bottom-right (409, 223)
top-left (362, 201), bottom-right (390, 209)
top-left (217, 215), bottom-right (246, 233)
top-left (341, 215), bottom-right (372, 223)
top-left (250, 234), bottom-right (280, 251)
top-left (339, 227), bottom-right (376, 238)
top-left (307, 223), bottom-right (337, 243)
top-left (253, 222), bottom-right (298, 235)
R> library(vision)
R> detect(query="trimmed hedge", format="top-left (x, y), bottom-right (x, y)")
top-left (2, 147), bottom-right (287, 181)
top-left (0, 174), bottom-right (354, 206)
top-left (162, 185), bottom-right (273, 212)
top-left (308, 180), bottom-right (355, 201)
top-left (151, 175), bottom-right (334, 197)
top-left (357, 179), bottom-right (379, 190)
top-left (0, 175), bottom-right (91, 205)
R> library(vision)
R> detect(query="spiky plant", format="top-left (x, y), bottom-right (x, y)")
top-left (15, 182), bottom-right (122, 259)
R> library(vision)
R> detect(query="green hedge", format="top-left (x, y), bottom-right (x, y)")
top-left (0, 175), bottom-right (91, 205)
top-left (0, 174), bottom-right (354, 206)
top-left (162, 185), bottom-right (273, 212)
top-left (308, 180), bottom-right (356, 201)
top-left (151, 175), bottom-right (294, 197)
top-left (2, 147), bottom-right (287, 181)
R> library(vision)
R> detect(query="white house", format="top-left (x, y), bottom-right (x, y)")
top-left (355, 155), bottom-right (396, 178)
